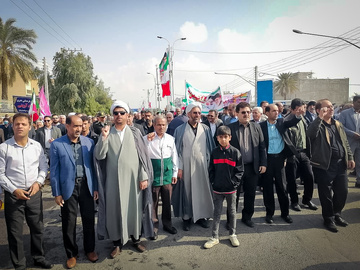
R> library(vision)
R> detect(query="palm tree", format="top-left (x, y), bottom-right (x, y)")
top-left (0, 18), bottom-right (37, 100)
top-left (274, 72), bottom-right (298, 100)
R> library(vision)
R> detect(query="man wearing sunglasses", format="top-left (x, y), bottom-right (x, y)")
top-left (173, 103), bottom-right (216, 231)
top-left (227, 102), bottom-right (267, 228)
top-left (35, 115), bottom-right (62, 164)
top-left (95, 100), bottom-right (153, 257)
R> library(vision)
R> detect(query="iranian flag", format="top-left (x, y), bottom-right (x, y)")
top-left (28, 89), bottom-right (39, 122)
top-left (159, 50), bottom-right (170, 97)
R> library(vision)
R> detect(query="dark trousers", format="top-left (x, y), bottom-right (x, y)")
top-left (61, 178), bottom-right (95, 258)
top-left (4, 190), bottom-right (45, 270)
top-left (286, 152), bottom-right (314, 204)
top-left (240, 163), bottom-right (259, 221)
top-left (262, 154), bottom-right (289, 217)
top-left (313, 159), bottom-right (348, 220)
top-left (152, 184), bottom-right (173, 231)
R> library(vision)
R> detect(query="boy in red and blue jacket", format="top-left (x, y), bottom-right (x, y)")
top-left (204, 125), bottom-right (244, 249)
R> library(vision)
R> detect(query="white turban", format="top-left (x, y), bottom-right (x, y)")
top-left (185, 102), bottom-right (202, 114)
top-left (67, 112), bottom-right (76, 116)
top-left (110, 100), bottom-right (130, 114)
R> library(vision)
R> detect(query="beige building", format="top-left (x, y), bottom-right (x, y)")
top-left (274, 72), bottom-right (349, 105)
top-left (0, 71), bottom-right (39, 114)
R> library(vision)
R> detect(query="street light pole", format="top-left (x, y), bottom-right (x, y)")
top-left (293, 29), bottom-right (360, 49)
top-left (157, 36), bottom-right (186, 106)
top-left (215, 71), bottom-right (257, 104)
top-left (147, 72), bottom-right (158, 109)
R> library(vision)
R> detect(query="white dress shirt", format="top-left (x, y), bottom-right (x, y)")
top-left (0, 137), bottom-right (48, 193)
top-left (144, 133), bottom-right (179, 177)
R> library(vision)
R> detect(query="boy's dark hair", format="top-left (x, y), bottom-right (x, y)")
top-left (217, 125), bottom-right (231, 136)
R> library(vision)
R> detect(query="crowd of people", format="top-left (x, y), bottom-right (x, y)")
top-left (0, 96), bottom-right (358, 269)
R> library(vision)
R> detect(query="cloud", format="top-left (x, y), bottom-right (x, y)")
top-left (179, 22), bottom-right (208, 44)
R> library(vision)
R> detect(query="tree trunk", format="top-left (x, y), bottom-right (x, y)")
top-left (1, 68), bottom-right (8, 100)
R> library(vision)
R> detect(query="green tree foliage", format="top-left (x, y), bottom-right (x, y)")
top-left (0, 18), bottom-right (37, 100)
top-left (274, 72), bottom-right (298, 100)
top-left (50, 48), bottom-right (112, 115)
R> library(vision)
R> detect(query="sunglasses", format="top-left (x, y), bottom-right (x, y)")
top-left (241, 111), bottom-right (250, 114)
top-left (44, 120), bottom-right (51, 122)
top-left (192, 112), bottom-right (201, 115)
top-left (113, 111), bottom-right (126, 116)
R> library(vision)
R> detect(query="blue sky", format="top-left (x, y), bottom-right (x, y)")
top-left (2, 0), bottom-right (360, 108)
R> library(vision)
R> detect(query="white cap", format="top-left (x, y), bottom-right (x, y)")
top-left (111, 100), bottom-right (130, 114)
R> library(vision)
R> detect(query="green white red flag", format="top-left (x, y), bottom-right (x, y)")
top-left (159, 50), bottom-right (170, 97)
top-left (28, 89), bottom-right (39, 121)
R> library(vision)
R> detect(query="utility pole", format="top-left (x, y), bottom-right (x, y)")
top-left (155, 65), bottom-right (161, 109)
top-left (43, 57), bottom-right (49, 105)
top-left (254, 66), bottom-right (258, 105)
top-left (147, 89), bottom-right (150, 109)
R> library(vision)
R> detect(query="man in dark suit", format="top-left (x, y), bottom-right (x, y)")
top-left (35, 116), bottom-right (62, 163)
top-left (50, 116), bottom-right (99, 269)
top-left (260, 104), bottom-right (301, 224)
top-left (227, 102), bottom-right (267, 227)
top-left (284, 98), bottom-right (318, 212)
top-left (203, 109), bottom-right (223, 145)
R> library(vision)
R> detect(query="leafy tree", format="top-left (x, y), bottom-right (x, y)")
top-left (51, 48), bottom-right (112, 115)
top-left (0, 18), bottom-right (37, 100)
top-left (274, 72), bottom-right (298, 100)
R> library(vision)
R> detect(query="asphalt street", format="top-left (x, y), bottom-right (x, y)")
top-left (0, 176), bottom-right (359, 270)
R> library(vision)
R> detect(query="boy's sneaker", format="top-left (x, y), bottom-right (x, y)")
top-left (204, 238), bottom-right (219, 249)
top-left (229, 234), bottom-right (239, 247)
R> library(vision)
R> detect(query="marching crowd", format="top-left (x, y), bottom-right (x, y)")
top-left (0, 96), bottom-right (358, 270)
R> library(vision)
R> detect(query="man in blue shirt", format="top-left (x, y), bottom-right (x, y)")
top-left (260, 104), bottom-right (300, 224)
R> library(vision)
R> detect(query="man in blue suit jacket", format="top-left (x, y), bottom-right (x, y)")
top-left (339, 95), bottom-right (360, 188)
top-left (50, 115), bottom-right (98, 269)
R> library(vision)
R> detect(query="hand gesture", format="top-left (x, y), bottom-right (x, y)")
top-left (147, 132), bottom-right (155, 141)
top-left (102, 125), bottom-right (110, 139)
top-left (319, 107), bottom-right (330, 120)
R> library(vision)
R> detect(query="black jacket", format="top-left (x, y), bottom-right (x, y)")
top-left (307, 117), bottom-right (353, 170)
top-left (209, 145), bottom-right (244, 193)
top-left (227, 121), bottom-right (267, 174)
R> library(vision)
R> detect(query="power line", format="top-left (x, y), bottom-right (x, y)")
top-left (32, 0), bottom-right (82, 49)
top-left (174, 43), bottom-right (357, 55)
top-left (20, 0), bottom-right (75, 48)
top-left (10, 0), bottom-right (68, 47)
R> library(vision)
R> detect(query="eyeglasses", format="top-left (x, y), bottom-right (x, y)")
top-left (241, 111), bottom-right (251, 114)
top-left (207, 115), bottom-right (214, 118)
top-left (192, 112), bottom-right (201, 115)
top-left (113, 111), bottom-right (126, 116)
top-left (44, 120), bottom-right (51, 122)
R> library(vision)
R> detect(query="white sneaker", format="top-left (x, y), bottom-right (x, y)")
top-left (229, 234), bottom-right (239, 247)
top-left (204, 237), bottom-right (219, 249)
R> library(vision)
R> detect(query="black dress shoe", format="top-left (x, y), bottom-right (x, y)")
top-left (241, 219), bottom-right (255, 228)
top-left (265, 215), bottom-right (274, 224)
top-left (302, 200), bottom-right (318, 210)
top-left (355, 182), bottom-right (360, 188)
top-left (324, 219), bottom-right (338, 232)
top-left (150, 231), bottom-right (158, 240)
top-left (183, 219), bottom-right (191, 231)
top-left (291, 203), bottom-right (301, 212)
top-left (163, 226), bottom-right (177, 234)
top-left (34, 260), bottom-right (54, 269)
top-left (334, 216), bottom-right (349, 227)
top-left (196, 218), bottom-right (210, 228)
top-left (281, 215), bottom-right (293, 223)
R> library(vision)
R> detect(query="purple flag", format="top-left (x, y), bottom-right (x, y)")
top-left (39, 86), bottom-right (51, 117)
